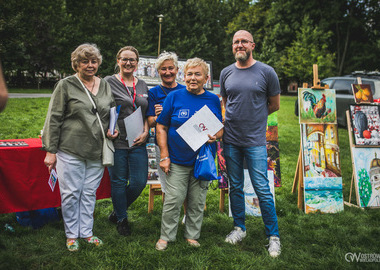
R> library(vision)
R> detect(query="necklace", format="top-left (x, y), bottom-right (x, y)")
top-left (80, 76), bottom-right (96, 93)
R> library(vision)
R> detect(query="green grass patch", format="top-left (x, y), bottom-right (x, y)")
top-left (0, 95), bottom-right (379, 269)
top-left (8, 88), bottom-right (53, 94)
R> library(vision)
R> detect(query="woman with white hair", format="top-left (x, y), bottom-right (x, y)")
top-left (147, 52), bottom-right (186, 193)
top-left (155, 57), bottom-right (223, 251)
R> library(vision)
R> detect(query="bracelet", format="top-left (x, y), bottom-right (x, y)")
top-left (160, 157), bottom-right (169, 162)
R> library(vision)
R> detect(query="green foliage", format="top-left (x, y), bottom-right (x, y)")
top-left (357, 168), bottom-right (372, 207)
top-left (278, 16), bottom-right (335, 84)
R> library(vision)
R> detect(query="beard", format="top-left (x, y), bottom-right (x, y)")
top-left (234, 50), bottom-right (251, 62)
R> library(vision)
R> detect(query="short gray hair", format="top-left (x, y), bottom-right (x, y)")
top-left (71, 43), bottom-right (102, 72)
top-left (155, 51), bottom-right (178, 70)
top-left (184, 57), bottom-right (209, 77)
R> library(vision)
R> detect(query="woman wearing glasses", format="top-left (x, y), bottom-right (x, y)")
top-left (105, 46), bottom-right (149, 236)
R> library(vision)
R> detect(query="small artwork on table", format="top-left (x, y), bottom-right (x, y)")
top-left (349, 104), bottom-right (380, 146)
top-left (0, 141), bottom-right (29, 147)
top-left (352, 84), bottom-right (373, 103)
top-left (298, 88), bottom-right (337, 124)
top-left (352, 148), bottom-right (380, 208)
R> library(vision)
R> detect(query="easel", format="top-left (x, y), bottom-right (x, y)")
top-left (344, 76), bottom-right (368, 209)
top-left (147, 181), bottom-right (164, 213)
top-left (292, 64), bottom-right (329, 210)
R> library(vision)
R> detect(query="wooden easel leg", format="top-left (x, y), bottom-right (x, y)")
top-left (292, 150), bottom-right (302, 193)
top-left (219, 188), bottom-right (228, 213)
top-left (349, 173), bottom-right (354, 204)
top-left (148, 185), bottom-right (154, 214)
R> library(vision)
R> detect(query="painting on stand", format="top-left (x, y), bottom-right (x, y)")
top-left (267, 112), bottom-right (281, 187)
top-left (352, 148), bottom-right (380, 208)
top-left (352, 84), bottom-right (373, 103)
top-left (349, 104), bottom-right (380, 146)
top-left (301, 123), bottom-right (344, 213)
top-left (298, 88), bottom-right (337, 124)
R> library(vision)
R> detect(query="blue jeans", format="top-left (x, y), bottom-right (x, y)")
top-left (224, 143), bottom-right (279, 238)
top-left (108, 146), bottom-right (148, 221)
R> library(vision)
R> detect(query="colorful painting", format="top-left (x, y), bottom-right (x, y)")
top-left (229, 170), bottom-right (275, 217)
top-left (301, 123), bottom-right (344, 213)
top-left (267, 111), bottom-right (281, 187)
top-left (266, 126), bottom-right (278, 141)
top-left (352, 84), bottom-right (373, 103)
top-left (216, 141), bottom-right (229, 189)
top-left (349, 104), bottom-right (380, 146)
top-left (352, 148), bottom-right (380, 208)
top-left (267, 141), bottom-right (281, 187)
top-left (298, 88), bottom-right (337, 124)
top-left (301, 124), bottom-right (341, 178)
top-left (304, 177), bottom-right (344, 213)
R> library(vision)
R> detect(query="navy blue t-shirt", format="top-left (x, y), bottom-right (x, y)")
top-left (156, 89), bottom-right (222, 166)
top-left (220, 61), bottom-right (281, 147)
top-left (146, 83), bottom-right (186, 116)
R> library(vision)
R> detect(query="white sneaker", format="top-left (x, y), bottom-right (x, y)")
top-left (225, 227), bottom-right (246, 244)
top-left (267, 236), bottom-right (281, 258)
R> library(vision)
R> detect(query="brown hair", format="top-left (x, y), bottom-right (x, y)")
top-left (71, 43), bottom-right (102, 72)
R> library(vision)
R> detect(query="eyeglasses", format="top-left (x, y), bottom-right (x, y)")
top-left (233, 39), bottom-right (254, 46)
top-left (119, 58), bottom-right (137, 64)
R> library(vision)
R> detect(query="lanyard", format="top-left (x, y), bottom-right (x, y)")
top-left (119, 73), bottom-right (136, 110)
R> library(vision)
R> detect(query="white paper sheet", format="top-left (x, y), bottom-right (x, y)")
top-left (109, 105), bottom-right (121, 135)
top-left (123, 106), bottom-right (144, 145)
top-left (176, 105), bottom-right (223, 152)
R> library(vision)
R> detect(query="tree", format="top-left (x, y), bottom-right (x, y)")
top-left (278, 16), bottom-right (335, 85)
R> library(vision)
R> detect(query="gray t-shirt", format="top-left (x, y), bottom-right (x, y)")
top-left (105, 75), bottom-right (148, 149)
top-left (220, 61), bottom-right (281, 147)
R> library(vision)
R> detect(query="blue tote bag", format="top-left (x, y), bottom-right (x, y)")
top-left (194, 143), bottom-right (220, 181)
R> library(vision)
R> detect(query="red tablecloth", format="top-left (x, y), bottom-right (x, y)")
top-left (0, 138), bottom-right (111, 213)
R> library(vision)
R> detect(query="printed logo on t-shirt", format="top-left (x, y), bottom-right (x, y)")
top-left (178, 109), bottom-right (189, 118)
top-left (138, 94), bottom-right (148, 98)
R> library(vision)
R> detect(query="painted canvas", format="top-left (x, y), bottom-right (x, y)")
top-left (301, 124), bottom-right (342, 178)
top-left (352, 148), bottom-right (380, 208)
top-left (298, 88), bottom-right (337, 124)
top-left (216, 141), bottom-right (229, 189)
top-left (146, 143), bottom-right (160, 183)
top-left (267, 141), bottom-right (281, 187)
top-left (301, 123), bottom-right (344, 213)
top-left (349, 104), bottom-right (380, 146)
top-left (229, 170), bottom-right (275, 217)
top-left (352, 84), bottom-right (373, 103)
top-left (267, 112), bottom-right (281, 187)
top-left (304, 177), bottom-right (344, 213)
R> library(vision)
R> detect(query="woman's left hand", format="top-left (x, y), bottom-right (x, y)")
top-left (207, 134), bottom-right (217, 144)
top-left (107, 129), bottom-right (119, 139)
top-left (132, 130), bottom-right (149, 146)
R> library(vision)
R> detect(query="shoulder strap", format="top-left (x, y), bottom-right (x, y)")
top-left (75, 75), bottom-right (106, 140)
top-left (159, 84), bottom-right (168, 96)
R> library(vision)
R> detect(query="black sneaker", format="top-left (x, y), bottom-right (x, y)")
top-left (108, 211), bottom-right (117, 224)
top-left (117, 218), bottom-right (131, 236)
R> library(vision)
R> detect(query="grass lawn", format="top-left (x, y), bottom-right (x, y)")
top-left (0, 95), bottom-right (379, 269)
